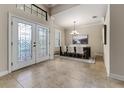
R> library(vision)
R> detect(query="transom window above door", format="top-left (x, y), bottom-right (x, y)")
top-left (16, 4), bottom-right (48, 21)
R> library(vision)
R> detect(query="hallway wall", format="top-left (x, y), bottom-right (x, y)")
top-left (110, 5), bottom-right (124, 80)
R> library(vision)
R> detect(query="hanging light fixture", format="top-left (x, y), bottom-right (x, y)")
top-left (70, 21), bottom-right (79, 35)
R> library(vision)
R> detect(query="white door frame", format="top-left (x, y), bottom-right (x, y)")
top-left (8, 13), bottom-right (50, 73)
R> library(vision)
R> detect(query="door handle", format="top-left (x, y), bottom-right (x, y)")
top-left (33, 42), bottom-right (36, 47)
top-left (33, 44), bottom-right (36, 47)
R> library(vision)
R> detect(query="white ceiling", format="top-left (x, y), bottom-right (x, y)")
top-left (44, 4), bottom-right (57, 8)
top-left (53, 4), bottom-right (107, 29)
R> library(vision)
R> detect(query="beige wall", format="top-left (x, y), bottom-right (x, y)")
top-left (110, 5), bottom-right (124, 77)
top-left (65, 24), bottom-right (103, 57)
top-left (103, 5), bottom-right (110, 76)
top-left (0, 5), bottom-right (55, 73)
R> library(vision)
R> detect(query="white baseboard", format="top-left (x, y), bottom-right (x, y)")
top-left (59, 56), bottom-right (95, 64)
top-left (94, 52), bottom-right (103, 57)
top-left (0, 71), bottom-right (8, 77)
top-left (110, 73), bottom-right (124, 81)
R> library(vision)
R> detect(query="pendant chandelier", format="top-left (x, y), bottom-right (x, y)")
top-left (70, 21), bottom-right (79, 35)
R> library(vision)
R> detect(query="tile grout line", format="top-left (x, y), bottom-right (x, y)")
top-left (15, 79), bottom-right (24, 88)
top-left (10, 74), bottom-right (24, 88)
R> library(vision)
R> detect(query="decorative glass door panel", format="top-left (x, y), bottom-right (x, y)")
top-left (12, 17), bottom-right (35, 71)
top-left (36, 25), bottom-right (49, 63)
top-left (18, 23), bottom-right (32, 61)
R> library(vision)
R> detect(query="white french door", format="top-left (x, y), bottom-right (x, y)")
top-left (36, 25), bottom-right (49, 63)
top-left (11, 17), bottom-right (49, 71)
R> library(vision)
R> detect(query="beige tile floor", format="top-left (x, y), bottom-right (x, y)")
top-left (0, 56), bottom-right (124, 88)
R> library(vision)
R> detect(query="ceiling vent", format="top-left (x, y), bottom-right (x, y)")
top-left (92, 16), bottom-right (98, 19)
